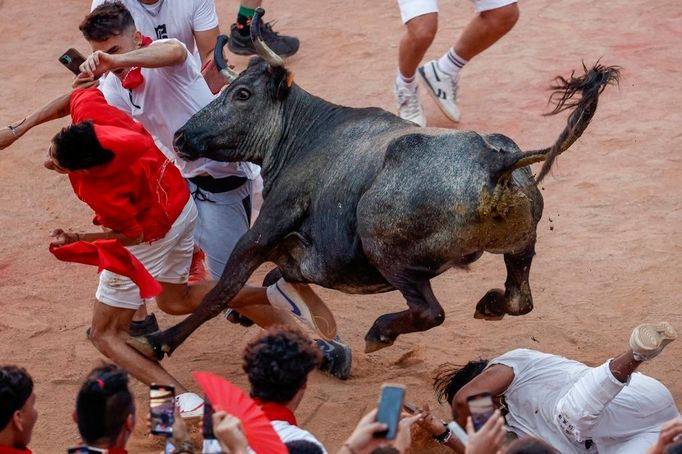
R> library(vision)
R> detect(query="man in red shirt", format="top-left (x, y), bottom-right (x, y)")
top-left (0, 366), bottom-right (37, 454)
top-left (45, 86), bottom-right (293, 414)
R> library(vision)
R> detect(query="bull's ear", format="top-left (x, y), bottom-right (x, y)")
top-left (273, 67), bottom-right (292, 101)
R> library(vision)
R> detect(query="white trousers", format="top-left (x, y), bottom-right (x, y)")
top-left (555, 361), bottom-right (679, 453)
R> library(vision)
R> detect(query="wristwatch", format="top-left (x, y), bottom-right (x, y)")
top-left (433, 426), bottom-right (452, 445)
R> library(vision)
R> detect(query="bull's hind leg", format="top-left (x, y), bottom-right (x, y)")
top-left (365, 269), bottom-right (444, 353)
top-left (475, 241), bottom-right (535, 320)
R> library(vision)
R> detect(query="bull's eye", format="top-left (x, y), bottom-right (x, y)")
top-left (234, 88), bottom-right (251, 101)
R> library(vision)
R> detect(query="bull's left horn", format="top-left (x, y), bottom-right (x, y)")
top-left (250, 8), bottom-right (284, 68)
top-left (214, 34), bottom-right (240, 82)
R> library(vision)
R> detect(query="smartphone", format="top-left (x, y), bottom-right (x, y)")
top-left (67, 447), bottom-right (107, 454)
top-left (149, 384), bottom-right (175, 436)
top-left (202, 396), bottom-right (215, 439)
top-left (467, 392), bottom-right (494, 431)
top-left (58, 48), bottom-right (86, 76)
top-left (402, 401), bottom-right (419, 414)
top-left (375, 383), bottom-right (405, 440)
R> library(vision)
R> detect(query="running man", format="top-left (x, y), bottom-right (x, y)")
top-left (394, 0), bottom-right (519, 126)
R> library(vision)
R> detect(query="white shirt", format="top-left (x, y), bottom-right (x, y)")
top-left (271, 420), bottom-right (328, 453)
top-left (99, 39), bottom-right (254, 179)
top-left (491, 349), bottom-right (597, 453)
top-left (90, 0), bottom-right (218, 67)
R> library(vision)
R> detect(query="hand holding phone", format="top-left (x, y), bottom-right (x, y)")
top-left (59, 49), bottom-right (86, 76)
top-left (375, 384), bottom-right (406, 439)
top-left (150, 384), bottom-right (175, 437)
top-left (467, 392), bottom-right (495, 432)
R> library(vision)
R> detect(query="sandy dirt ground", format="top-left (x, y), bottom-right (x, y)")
top-left (1, 0), bottom-right (681, 452)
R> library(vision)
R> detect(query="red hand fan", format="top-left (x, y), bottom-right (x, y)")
top-left (193, 371), bottom-right (288, 454)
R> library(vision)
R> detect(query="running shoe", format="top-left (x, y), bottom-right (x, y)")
top-left (223, 308), bottom-right (255, 327)
top-left (629, 321), bottom-right (677, 361)
top-left (418, 60), bottom-right (461, 123)
top-left (267, 279), bottom-right (337, 340)
top-left (316, 337), bottom-right (352, 380)
top-left (175, 392), bottom-right (204, 419)
top-left (394, 84), bottom-right (426, 127)
top-left (228, 22), bottom-right (300, 58)
top-left (86, 313), bottom-right (159, 339)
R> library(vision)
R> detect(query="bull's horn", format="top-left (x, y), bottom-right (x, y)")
top-left (250, 8), bottom-right (284, 68)
top-left (214, 34), bottom-right (240, 82)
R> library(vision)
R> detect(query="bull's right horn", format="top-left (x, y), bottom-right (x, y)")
top-left (250, 8), bottom-right (285, 68)
top-left (214, 34), bottom-right (240, 82)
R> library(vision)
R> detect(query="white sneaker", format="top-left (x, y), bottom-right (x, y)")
top-left (267, 278), bottom-right (337, 340)
top-left (629, 322), bottom-right (677, 361)
top-left (394, 84), bottom-right (426, 127)
top-left (175, 392), bottom-right (204, 419)
top-left (418, 60), bottom-right (461, 123)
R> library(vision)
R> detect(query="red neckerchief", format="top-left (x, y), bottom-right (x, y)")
top-left (122, 35), bottom-right (153, 90)
top-left (0, 447), bottom-right (32, 454)
top-left (256, 400), bottom-right (298, 426)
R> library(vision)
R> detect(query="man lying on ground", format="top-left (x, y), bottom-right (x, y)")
top-left (0, 366), bottom-right (37, 454)
top-left (419, 322), bottom-right (679, 453)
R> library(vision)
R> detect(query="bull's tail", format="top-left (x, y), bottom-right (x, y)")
top-left (504, 63), bottom-right (621, 183)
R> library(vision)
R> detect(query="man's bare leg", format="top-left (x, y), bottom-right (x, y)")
top-left (89, 301), bottom-right (188, 391)
top-left (453, 3), bottom-right (519, 61)
top-left (398, 13), bottom-right (438, 79)
top-left (156, 281), bottom-right (301, 328)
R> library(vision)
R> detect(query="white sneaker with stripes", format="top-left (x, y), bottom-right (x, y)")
top-left (629, 321), bottom-right (677, 361)
top-left (418, 60), bottom-right (461, 123)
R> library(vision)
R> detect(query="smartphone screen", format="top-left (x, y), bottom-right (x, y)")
top-left (58, 48), bottom-right (86, 76)
top-left (150, 384), bottom-right (175, 436)
top-left (467, 392), bottom-right (494, 431)
top-left (375, 384), bottom-right (405, 440)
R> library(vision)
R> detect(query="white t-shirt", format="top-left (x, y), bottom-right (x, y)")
top-left (99, 39), bottom-right (254, 179)
top-left (271, 420), bottom-right (328, 453)
top-left (90, 0), bottom-right (218, 67)
top-left (491, 349), bottom-right (597, 453)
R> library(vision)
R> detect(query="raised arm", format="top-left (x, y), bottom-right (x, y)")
top-left (80, 40), bottom-right (187, 78)
top-left (0, 94), bottom-right (70, 150)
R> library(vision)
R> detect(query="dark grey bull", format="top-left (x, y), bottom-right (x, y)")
top-left (134, 10), bottom-right (619, 361)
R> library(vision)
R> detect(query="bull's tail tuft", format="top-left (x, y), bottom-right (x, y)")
top-left (505, 62), bottom-right (621, 183)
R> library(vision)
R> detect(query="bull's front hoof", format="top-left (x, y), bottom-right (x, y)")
top-left (364, 335), bottom-right (395, 354)
top-left (474, 289), bottom-right (506, 321)
top-left (126, 333), bottom-right (168, 361)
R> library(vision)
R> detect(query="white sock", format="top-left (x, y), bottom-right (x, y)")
top-left (395, 70), bottom-right (418, 92)
top-left (437, 48), bottom-right (468, 79)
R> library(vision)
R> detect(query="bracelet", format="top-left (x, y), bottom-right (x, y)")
top-left (433, 426), bottom-right (452, 445)
top-left (342, 443), bottom-right (358, 454)
top-left (7, 118), bottom-right (26, 138)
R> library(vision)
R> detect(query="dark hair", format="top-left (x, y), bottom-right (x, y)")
top-left (0, 366), bottom-right (34, 430)
top-left (243, 326), bottom-right (321, 403)
top-left (51, 121), bottom-right (114, 171)
top-left (505, 438), bottom-right (559, 454)
top-left (370, 448), bottom-right (399, 454)
top-left (433, 360), bottom-right (489, 405)
top-left (286, 440), bottom-right (324, 454)
top-left (76, 364), bottom-right (135, 445)
top-left (79, 1), bottom-right (135, 42)
top-left (666, 441), bottom-right (682, 454)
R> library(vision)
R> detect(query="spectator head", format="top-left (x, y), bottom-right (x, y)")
top-left (79, 1), bottom-right (144, 80)
top-left (0, 366), bottom-right (37, 449)
top-left (285, 440), bottom-right (324, 454)
top-left (80, 1), bottom-right (136, 42)
top-left (75, 364), bottom-right (135, 449)
top-left (433, 360), bottom-right (489, 414)
top-left (370, 448), bottom-right (399, 454)
top-left (243, 326), bottom-right (321, 406)
top-left (46, 121), bottom-right (115, 173)
top-left (504, 437), bottom-right (559, 454)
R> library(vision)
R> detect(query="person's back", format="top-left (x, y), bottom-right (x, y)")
top-left (0, 366), bottom-right (37, 454)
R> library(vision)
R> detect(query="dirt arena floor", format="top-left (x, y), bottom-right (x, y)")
top-left (1, 0), bottom-right (681, 452)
